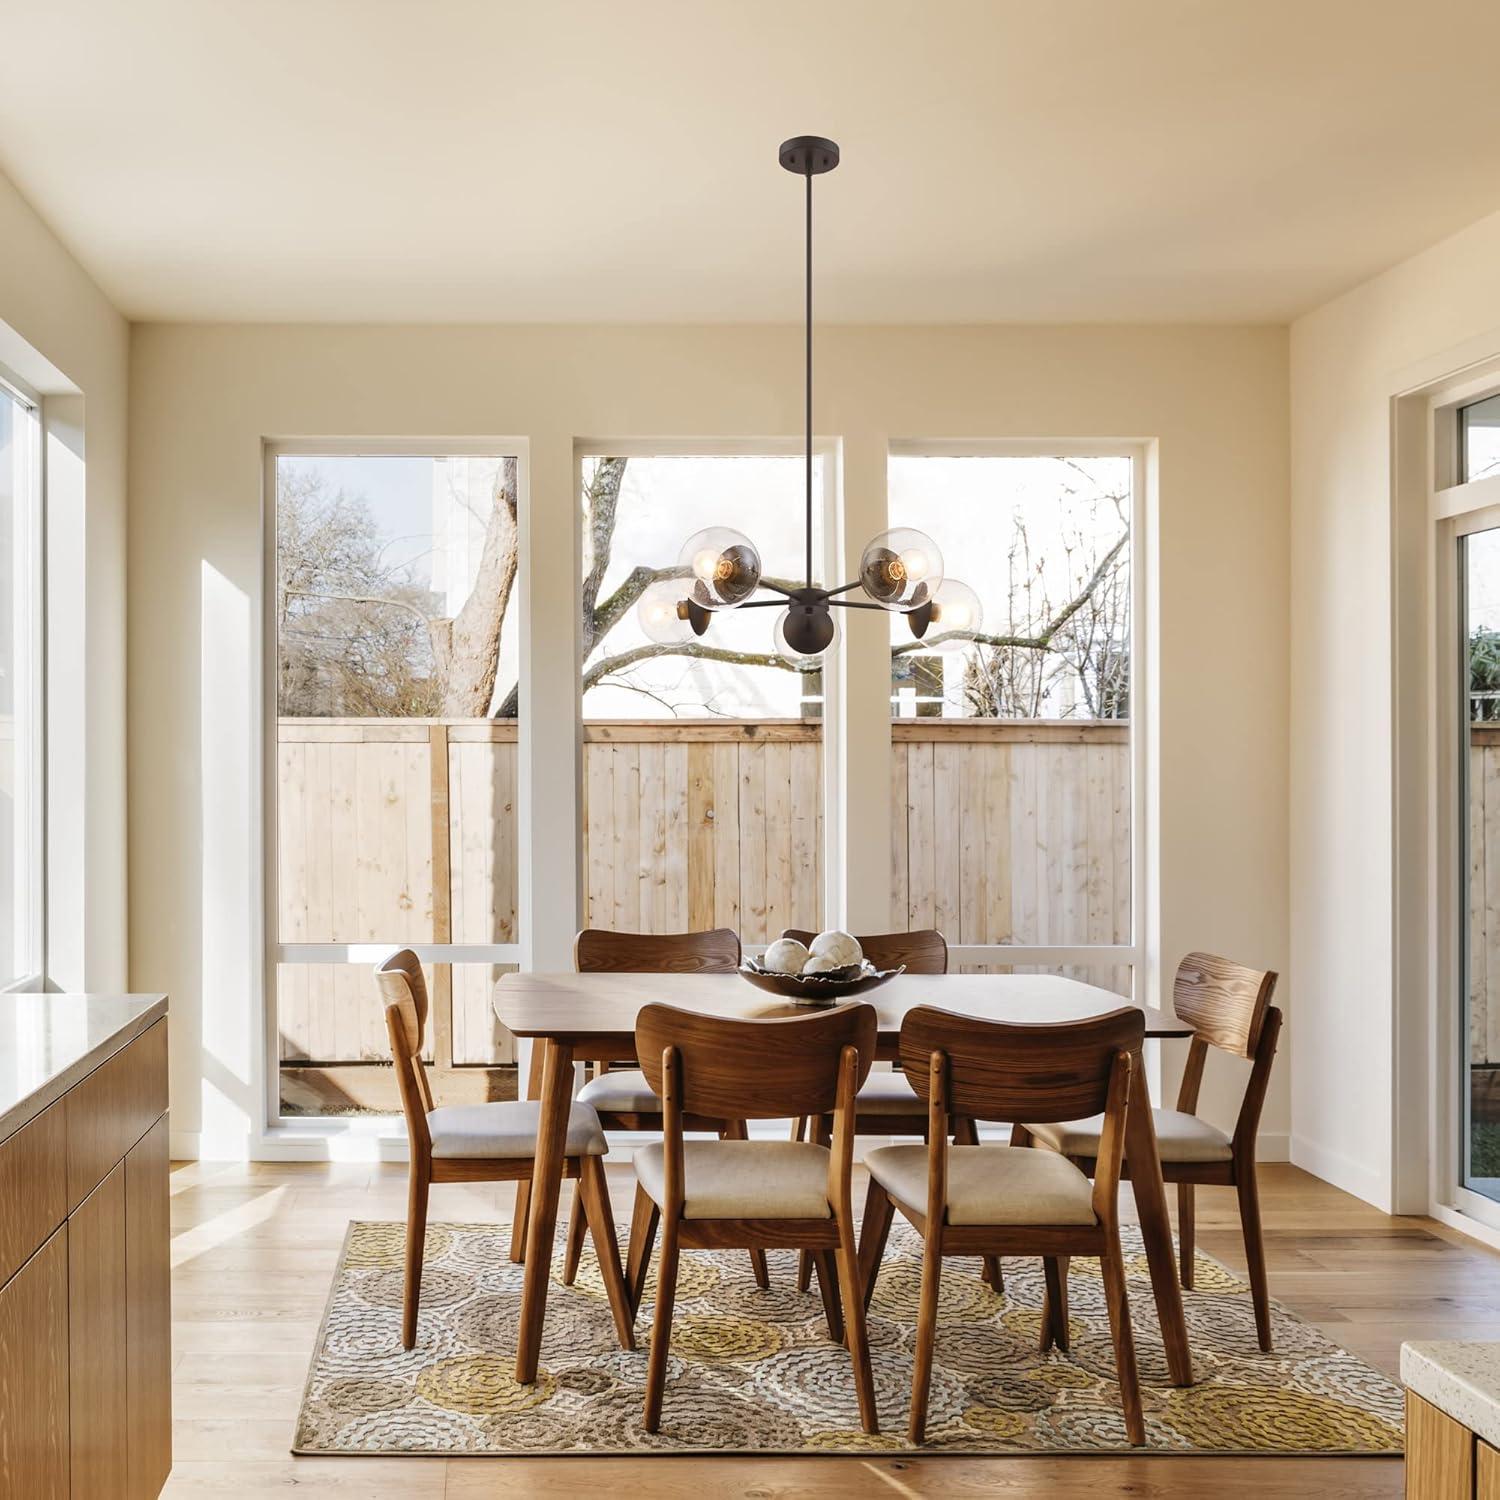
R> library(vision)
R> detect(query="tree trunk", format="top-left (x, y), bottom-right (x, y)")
top-left (442, 457), bottom-right (519, 717)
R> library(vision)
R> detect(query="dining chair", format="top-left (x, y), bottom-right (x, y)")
top-left (781, 929), bottom-right (1004, 1290)
top-left (546, 927), bottom-right (771, 1291)
top-left (375, 950), bottom-right (634, 1352)
top-left (858, 1004), bottom-right (1146, 1444)
top-left (1017, 952), bottom-right (1282, 1351)
top-left (629, 1000), bottom-right (880, 1434)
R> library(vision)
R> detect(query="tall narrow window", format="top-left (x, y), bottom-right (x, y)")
top-left (887, 450), bottom-right (1136, 994)
top-left (0, 378), bottom-right (42, 989)
top-left (576, 450), bottom-right (829, 942)
top-left (271, 447), bottom-right (521, 1116)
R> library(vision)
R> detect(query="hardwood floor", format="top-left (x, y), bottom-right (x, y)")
top-left (163, 1159), bottom-right (1499, 1498)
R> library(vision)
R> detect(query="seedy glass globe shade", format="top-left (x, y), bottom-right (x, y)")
top-left (928, 577), bottom-right (983, 653)
top-left (859, 527), bottom-right (945, 610)
top-left (772, 601), bottom-right (840, 665)
top-left (678, 527), bottom-right (762, 607)
top-left (636, 579), bottom-right (695, 644)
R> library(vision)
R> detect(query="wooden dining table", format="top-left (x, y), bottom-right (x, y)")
top-left (493, 970), bottom-right (1196, 1388)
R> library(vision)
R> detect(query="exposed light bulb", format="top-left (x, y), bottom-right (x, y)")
top-left (900, 548), bottom-right (931, 582)
top-left (939, 599), bottom-right (972, 630)
top-left (692, 548), bottom-right (720, 582)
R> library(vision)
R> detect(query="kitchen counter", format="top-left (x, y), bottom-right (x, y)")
top-left (0, 991), bottom-right (168, 1141)
top-left (1403, 1341), bottom-right (1500, 1452)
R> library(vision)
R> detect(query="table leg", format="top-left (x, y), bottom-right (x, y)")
top-left (515, 1037), bottom-right (574, 1383)
top-left (1124, 1057), bottom-right (1193, 1387)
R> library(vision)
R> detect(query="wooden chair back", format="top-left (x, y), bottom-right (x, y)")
top-left (376, 950), bottom-right (435, 1151)
top-left (636, 1001), bottom-right (877, 1121)
top-left (782, 928), bottom-right (948, 975)
top-left (899, 1005), bottom-right (1144, 1124)
top-left (575, 927), bottom-right (741, 973)
top-left (1173, 952), bottom-right (1278, 1059)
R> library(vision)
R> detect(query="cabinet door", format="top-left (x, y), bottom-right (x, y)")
top-left (0, 1226), bottom-right (69, 1499)
top-left (126, 1116), bottom-right (172, 1499)
top-left (1407, 1391), bottom-right (1474, 1499)
top-left (71, 1163), bottom-right (128, 1499)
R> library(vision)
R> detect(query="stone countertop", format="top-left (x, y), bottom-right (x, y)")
top-left (0, 992), bottom-right (168, 1141)
top-left (1402, 1340), bottom-right (1500, 1449)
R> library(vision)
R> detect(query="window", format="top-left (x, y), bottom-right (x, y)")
top-left (576, 450), bottom-right (831, 941)
top-left (0, 377), bottom-right (42, 989)
top-left (1462, 394), bottom-right (1500, 484)
top-left (886, 450), bottom-right (1137, 992)
top-left (271, 446), bottom-right (522, 1116)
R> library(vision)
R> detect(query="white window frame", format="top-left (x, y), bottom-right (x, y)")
top-left (885, 439), bottom-right (1150, 989)
top-left (1431, 368), bottom-right (1500, 1233)
top-left (0, 365), bottom-right (45, 992)
top-left (261, 438), bottom-right (528, 1134)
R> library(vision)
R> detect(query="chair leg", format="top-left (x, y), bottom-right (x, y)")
top-left (720, 1120), bottom-right (770, 1289)
top-left (790, 1115), bottom-right (807, 1143)
top-left (1009, 1123), bottom-right (1033, 1147)
top-left (909, 1232), bottom-right (943, 1444)
top-left (625, 1182), bottom-right (660, 1318)
top-left (1100, 1229), bottom-right (1145, 1446)
top-left (812, 1248), bottom-right (844, 1345)
top-left (857, 1179), bottom-right (895, 1313)
top-left (798, 1115), bottom-right (831, 1293)
top-left (1178, 1181), bottom-right (1195, 1291)
top-left (1040, 1255), bottom-right (1070, 1353)
top-left (562, 1188), bottom-right (588, 1285)
top-left (579, 1156), bottom-right (634, 1351)
top-left (509, 1177), bottom-right (531, 1264)
top-left (835, 1214), bottom-right (879, 1435)
top-left (1236, 1165), bottom-right (1273, 1352)
top-left (401, 1164), bottom-right (429, 1351)
top-left (643, 1217), bottom-right (680, 1434)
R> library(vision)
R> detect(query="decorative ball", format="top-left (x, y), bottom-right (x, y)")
top-left (801, 953), bottom-right (844, 975)
top-left (809, 930), bottom-right (863, 967)
top-left (762, 937), bottom-right (810, 975)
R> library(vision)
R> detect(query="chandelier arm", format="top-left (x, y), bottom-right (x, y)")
top-left (821, 578), bottom-right (866, 599)
top-left (826, 598), bottom-right (891, 612)
top-left (751, 577), bottom-right (797, 598)
top-left (733, 597), bottom-right (795, 609)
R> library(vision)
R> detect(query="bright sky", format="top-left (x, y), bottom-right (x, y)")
top-left (276, 450), bottom-right (1134, 721)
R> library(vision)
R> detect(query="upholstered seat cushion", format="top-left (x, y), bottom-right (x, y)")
top-left (426, 1100), bottom-right (607, 1159)
top-left (1026, 1108), bottom-right (1232, 1164)
top-left (855, 1069), bottom-right (924, 1112)
top-left (577, 1068), bottom-right (660, 1116)
top-left (866, 1143), bottom-right (1096, 1226)
top-left (634, 1140), bottom-right (833, 1219)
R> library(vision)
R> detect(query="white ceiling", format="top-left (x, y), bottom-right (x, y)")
top-left (4, 0), bottom-right (1500, 324)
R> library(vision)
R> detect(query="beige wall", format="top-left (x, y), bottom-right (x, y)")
top-left (0, 169), bottom-right (129, 992)
top-left (127, 321), bottom-right (1289, 1158)
top-left (1290, 205), bottom-right (1500, 1212)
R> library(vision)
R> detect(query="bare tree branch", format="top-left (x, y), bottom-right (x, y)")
top-left (582, 640), bottom-right (815, 689)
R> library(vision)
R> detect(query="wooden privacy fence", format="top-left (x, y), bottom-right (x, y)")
top-left (275, 717), bottom-right (1134, 1097)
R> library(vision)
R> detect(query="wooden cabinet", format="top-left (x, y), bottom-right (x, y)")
top-left (1406, 1389), bottom-right (1500, 1499)
top-left (70, 1163), bottom-right (129, 1497)
top-left (126, 1117), bottom-right (172, 1500)
top-left (0, 1225), bottom-right (69, 1498)
top-left (0, 1013), bottom-right (171, 1499)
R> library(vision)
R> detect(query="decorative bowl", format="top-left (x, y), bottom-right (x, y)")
top-left (738, 957), bottom-right (905, 1005)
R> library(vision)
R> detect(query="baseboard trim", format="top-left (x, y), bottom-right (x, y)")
top-left (1290, 1133), bottom-right (1391, 1210)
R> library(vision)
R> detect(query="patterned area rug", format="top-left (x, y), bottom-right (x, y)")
top-left (293, 1220), bottom-right (1405, 1456)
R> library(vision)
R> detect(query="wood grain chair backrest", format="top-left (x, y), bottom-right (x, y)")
top-left (782, 928), bottom-right (948, 974)
top-left (376, 950), bottom-right (435, 1150)
top-left (575, 927), bottom-right (742, 973)
top-left (1173, 952), bottom-right (1278, 1059)
top-left (636, 1001), bottom-right (877, 1121)
top-left (899, 1004), bottom-right (1144, 1124)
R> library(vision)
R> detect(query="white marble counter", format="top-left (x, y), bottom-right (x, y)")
top-left (1402, 1340), bottom-right (1500, 1449)
top-left (0, 992), bottom-right (168, 1140)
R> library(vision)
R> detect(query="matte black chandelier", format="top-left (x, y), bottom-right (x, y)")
top-left (637, 135), bottom-right (980, 664)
